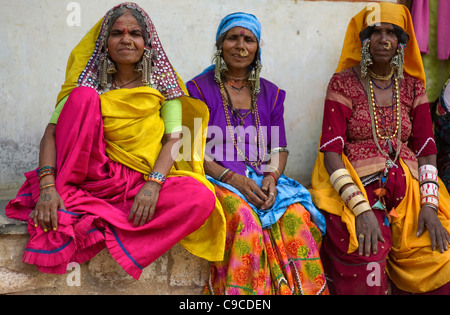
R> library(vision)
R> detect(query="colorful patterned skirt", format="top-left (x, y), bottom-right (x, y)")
top-left (204, 184), bottom-right (329, 295)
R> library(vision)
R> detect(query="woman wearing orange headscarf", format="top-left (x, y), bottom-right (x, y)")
top-left (310, 3), bottom-right (450, 294)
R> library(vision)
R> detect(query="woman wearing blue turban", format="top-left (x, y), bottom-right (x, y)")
top-left (187, 12), bottom-right (328, 295)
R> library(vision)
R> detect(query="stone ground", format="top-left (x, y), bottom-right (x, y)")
top-left (0, 189), bottom-right (211, 295)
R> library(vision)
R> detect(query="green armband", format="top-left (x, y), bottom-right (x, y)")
top-left (49, 95), bottom-right (69, 125)
top-left (161, 98), bottom-right (182, 134)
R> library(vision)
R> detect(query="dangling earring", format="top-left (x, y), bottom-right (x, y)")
top-left (214, 50), bottom-right (228, 83)
top-left (248, 60), bottom-right (262, 95)
top-left (360, 39), bottom-right (373, 79)
top-left (391, 43), bottom-right (405, 80)
top-left (136, 47), bottom-right (153, 85)
top-left (99, 49), bottom-right (116, 89)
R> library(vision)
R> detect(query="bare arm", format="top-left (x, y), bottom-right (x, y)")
top-left (417, 154), bottom-right (450, 253)
top-left (129, 132), bottom-right (181, 226)
top-left (33, 124), bottom-right (66, 232)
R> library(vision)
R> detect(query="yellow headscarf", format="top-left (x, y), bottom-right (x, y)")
top-left (336, 2), bottom-right (426, 84)
top-left (56, 2), bottom-right (188, 106)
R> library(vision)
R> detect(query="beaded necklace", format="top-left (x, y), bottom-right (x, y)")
top-left (370, 77), bottom-right (401, 142)
top-left (225, 80), bottom-right (248, 93)
top-left (219, 80), bottom-right (266, 171)
top-left (367, 73), bottom-right (402, 225)
top-left (368, 74), bottom-right (402, 159)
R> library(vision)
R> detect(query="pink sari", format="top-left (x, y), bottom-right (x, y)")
top-left (6, 87), bottom-right (215, 280)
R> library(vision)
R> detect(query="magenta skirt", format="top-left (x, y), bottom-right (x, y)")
top-left (6, 87), bottom-right (215, 280)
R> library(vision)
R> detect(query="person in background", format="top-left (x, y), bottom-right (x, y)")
top-left (432, 79), bottom-right (450, 192)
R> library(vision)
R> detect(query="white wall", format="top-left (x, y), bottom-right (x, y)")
top-left (0, 0), bottom-right (389, 188)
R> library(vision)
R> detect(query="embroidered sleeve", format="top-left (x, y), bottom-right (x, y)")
top-left (319, 73), bottom-right (353, 154)
top-left (409, 79), bottom-right (437, 157)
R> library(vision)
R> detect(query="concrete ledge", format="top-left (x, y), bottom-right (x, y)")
top-left (0, 191), bottom-right (211, 295)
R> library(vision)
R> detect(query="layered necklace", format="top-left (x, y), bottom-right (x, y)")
top-left (367, 69), bottom-right (402, 225)
top-left (219, 78), bottom-right (266, 171)
top-left (368, 71), bottom-right (402, 160)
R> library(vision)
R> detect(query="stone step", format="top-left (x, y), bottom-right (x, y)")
top-left (0, 189), bottom-right (27, 235)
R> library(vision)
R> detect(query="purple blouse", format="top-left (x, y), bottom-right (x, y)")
top-left (187, 70), bottom-right (287, 176)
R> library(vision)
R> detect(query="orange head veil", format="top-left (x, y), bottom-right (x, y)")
top-left (335, 2), bottom-right (426, 84)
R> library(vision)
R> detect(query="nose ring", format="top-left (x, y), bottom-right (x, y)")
top-left (383, 41), bottom-right (392, 50)
top-left (239, 49), bottom-right (249, 57)
top-left (126, 41), bottom-right (135, 49)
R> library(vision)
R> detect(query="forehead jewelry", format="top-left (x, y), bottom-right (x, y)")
top-left (239, 49), bottom-right (249, 57)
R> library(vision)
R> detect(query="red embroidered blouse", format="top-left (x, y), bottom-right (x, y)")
top-left (320, 68), bottom-right (436, 179)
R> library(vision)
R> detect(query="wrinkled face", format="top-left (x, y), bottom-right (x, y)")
top-left (369, 23), bottom-right (399, 65)
top-left (221, 27), bottom-right (258, 72)
top-left (107, 10), bottom-right (145, 67)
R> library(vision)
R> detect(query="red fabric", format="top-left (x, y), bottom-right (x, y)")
top-left (321, 161), bottom-right (406, 295)
top-left (320, 69), bottom-right (436, 160)
top-left (6, 87), bottom-right (215, 279)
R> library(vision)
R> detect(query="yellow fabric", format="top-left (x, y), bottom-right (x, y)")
top-left (100, 87), bottom-right (165, 174)
top-left (310, 151), bottom-right (363, 254)
top-left (100, 87), bottom-right (226, 261)
top-left (336, 2), bottom-right (426, 85)
top-left (53, 16), bottom-right (226, 262)
top-left (387, 164), bottom-right (450, 293)
top-left (56, 18), bottom-right (103, 106)
top-left (310, 151), bottom-right (450, 293)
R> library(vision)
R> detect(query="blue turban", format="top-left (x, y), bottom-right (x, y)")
top-left (216, 12), bottom-right (262, 62)
top-left (197, 12), bottom-right (262, 77)
top-left (216, 12), bottom-right (262, 43)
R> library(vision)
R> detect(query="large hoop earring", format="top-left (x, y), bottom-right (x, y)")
top-left (360, 39), bottom-right (373, 79)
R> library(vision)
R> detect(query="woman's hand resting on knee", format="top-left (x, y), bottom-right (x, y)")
top-left (129, 181), bottom-right (161, 227)
top-left (31, 186), bottom-right (65, 232)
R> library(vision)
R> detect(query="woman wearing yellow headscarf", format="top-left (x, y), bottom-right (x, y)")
top-left (6, 3), bottom-right (225, 280)
top-left (310, 2), bottom-right (450, 294)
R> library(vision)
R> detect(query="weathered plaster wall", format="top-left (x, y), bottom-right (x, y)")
top-left (0, 0), bottom-right (384, 189)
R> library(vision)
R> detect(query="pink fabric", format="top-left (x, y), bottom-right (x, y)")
top-left (6, 87), bottom-right (215, 279)
top-left (411, 0), bottom-right (429, 54)
top-left (438, 0), bottom-right (450, 60)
